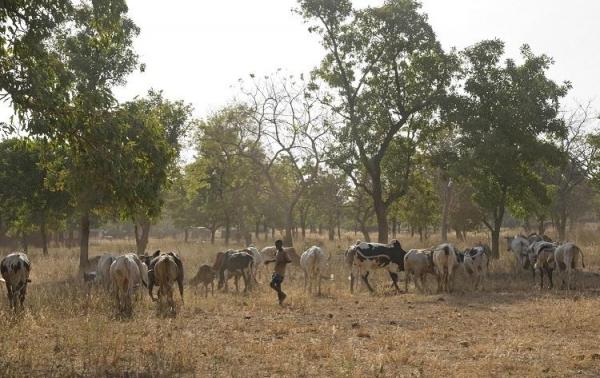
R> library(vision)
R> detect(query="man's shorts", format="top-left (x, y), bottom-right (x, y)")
top-left (271, 273), bottom-right (284, 285)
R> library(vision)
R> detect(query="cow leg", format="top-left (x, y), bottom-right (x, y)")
top-left (361, 271), bottom-right (374, 293)
top-left (389, 271), bottom-right (400, 293)
top-left (539, 268), bottom-right (544, 289)
top-left (303, 270), bottom-right (308, 293)
top-left (5, 282), bottom-right (13, 309)
top-left (405, 271), bottom-right (411, 293)
top-left (19, 283), bottom-right (27, 308)
top-left (547, 268), bottom-right (554, 289)
top-left (318, 274), bottom-right (322, 296)
top-left (350, 270), bottom-right (355, 294)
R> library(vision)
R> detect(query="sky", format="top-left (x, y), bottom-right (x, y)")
top-left (2, 0), bottom-right (600, 124)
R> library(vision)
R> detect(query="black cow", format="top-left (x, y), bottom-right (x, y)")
top-left (349, 240), bottom-right (407, 293)
top-left (216, 250), bottom-right (254, 292)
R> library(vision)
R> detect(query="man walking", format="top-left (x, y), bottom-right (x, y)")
top-left (265, 239), bottom-right (291, 305)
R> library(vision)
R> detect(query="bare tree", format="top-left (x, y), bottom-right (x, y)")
top-left (237, 73), bottom-right (331, 246)
top-left (552, 102), bottom-right (600, 240)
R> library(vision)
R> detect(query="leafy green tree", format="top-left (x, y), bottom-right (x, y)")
top-left (186, 105), bottom-right (265, 244)
top-left (0, 138), bottom-right (70, 254)
top-left (396, 169), bottom-right (440, 241)
top-left (454, 40), bottom-right (569, 257)
top-left (0, 0), bottom-right (73, 127)
top-left (120, 91), bottom-right (194, 254)
top-left (298, 0), bottom-right (457, 242)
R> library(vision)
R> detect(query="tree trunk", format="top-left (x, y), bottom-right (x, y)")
top-left (455, 228), bottom-right (463, 241)
top-left (490, 226), bottom-right (500, 260)
top-left (79, 212), bottom-right (90, 271)
top-left (134, 220), bottom-right (151, 255)
top-left (21, 232), bottom-right (28, 253)
top-left (184, 227), bottom-right (189, 243)
top-left (283, 210), bottom-right (294, 247)
top-left (255, 220), bottom-right (260, 240)
top-left (359, 221), bottom-right (370, 242)
top-left (40, 221), bottom-right (48, 256)
top-left (391, 217), bottom-right (397, 238)
top-left (318, 224), bottom-right (323, 235)
top-left (441, 179), bottom-right (452, 242)
top-left (328, 226), bottom-right (335, 241)
top-left (225, 217), bottom-right (231, 245)
top-left (557, 206), bottom-right (567, 241)
top-left (210, 228), bottom-right (216, 244)
top-left (374, 198), bottom-right (389, 243)
top-left (537, 216), bottom-right (546, 235)
top-left (68, 228), bottom-right (74, 249)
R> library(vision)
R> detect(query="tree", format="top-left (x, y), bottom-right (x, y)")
top-left (187, 105), bottom-right (265, 244)
top-left (40, 0), bottom-right (141, 269)
top-left (298, 0), bottom-right (456, 242)
top-left (454, 40), bottom-right (569, 257)
top-left (121, 91), bottom-right (194, 254)
top-left (238, 73), bottom-right (330, 246)
top-left (0, 138), bottom-right (70, 254)
top-left (396, 169), bottom-right (440, 241)
top-left (0, 0), bottom-right (73, 128)
top-left (550, 103), bottom-right (600, 240)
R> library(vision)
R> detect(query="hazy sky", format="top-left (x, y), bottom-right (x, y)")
top-left (2, 0), bottom-right (600, 123)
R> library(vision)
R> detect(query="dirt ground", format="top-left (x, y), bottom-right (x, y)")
top-left (1, 233), bottom-right (600, 377)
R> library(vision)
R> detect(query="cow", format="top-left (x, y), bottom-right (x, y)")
top-left (151, 253), bottom-right (185, 315)
top-left (463, 245), bottom-right (489, 290)
top-left (215, 250), bottom-right (254, 293)
top-left (350, 240), bottom-right (406, 293)
top-left (143, 250), bottom-right (184, 303)
top-left (300, 246), bottom-right (329, 296)
top-left (240, 245), bottom-right (262, 283)
top-left (190, 264), bottom-right (216, 297)
top-left (528, 241), bottom-right (556, 289)
top-left (554, 242), bottom-right (585, 290)
top-left (97, 254), bottom-right (116, 290)
top-left (0, 252), bottom-right (31, 310)
top-left (345, 242), bottom-right (361, 293)
top-left (404, 248), bottom-right (435, 293)
top-left (432, 243), bottom-right (459, 293)
top-left (109, 254), bottom-right (148, 316)
top-left (506, 235), bottom-right (531, 275)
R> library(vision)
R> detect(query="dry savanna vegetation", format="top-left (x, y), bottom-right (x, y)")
top-left (2, 231), bottom-right (600, 377)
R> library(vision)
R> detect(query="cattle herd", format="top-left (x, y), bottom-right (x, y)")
top-left (0, 232), bottom-right (587, 316)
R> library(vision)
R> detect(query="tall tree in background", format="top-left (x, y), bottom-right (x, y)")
top-left (455, 40), bottom-right (569, 257)
top-left (0, 139), bottom-right (70, 254)
top-left (122, 91), bottom-right (193, 254)
top-left (298, 0), bottom-right (456, 242)
top-left (239, 73), bottom-right (330, 246)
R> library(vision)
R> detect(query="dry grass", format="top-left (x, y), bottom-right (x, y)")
top-left (2, 231), bottom-right (600, 377)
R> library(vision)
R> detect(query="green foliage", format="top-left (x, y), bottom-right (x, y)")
top-left (298, 0), bottom-right (458, 241)
top-left (451, 39), bottom-right (568, 254)
top-left (0, 138), bottom-right (70, 241)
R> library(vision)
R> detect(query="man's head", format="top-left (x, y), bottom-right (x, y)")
top-left (275, 239), bottom-right (283, 251)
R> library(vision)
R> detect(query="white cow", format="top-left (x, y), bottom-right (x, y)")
top-left (433, 243), bottom-right (459, 293)
top-left (404, 248), bottom-right (435, 293)
top-left (300, 246), bottom-right (329, 295)
top-left (554, 242), bottom-right (585, 290)
top-left (97, 254), bottom-right (116, 290)
top-left (243, 245), bottom-right (262, 283)
top-left (0, 252), bottom-right (31, 310)
top-left (463, 246), bottom-right (489, 290)
top-left (506, 235), bottom-right (530, 275)
top-left (109, 254), bottom-right (147, 316)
